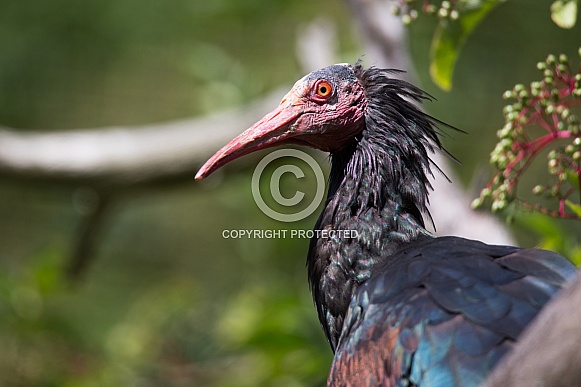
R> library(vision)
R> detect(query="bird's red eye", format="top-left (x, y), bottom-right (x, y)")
top-left (314, 80), bottom-right (333, 100)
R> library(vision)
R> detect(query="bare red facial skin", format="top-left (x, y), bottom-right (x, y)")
top-left (195, 64), bottom-right (367, 180)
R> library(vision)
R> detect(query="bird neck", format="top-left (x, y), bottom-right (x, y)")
top-left (327, 134), bottom-right (429, 231)
top-left (307, 64), bottom-right (453, 349)
top-left (308, 125), bottom-right (434, 349)
top-left (325, 129), bottom-right (433, 258)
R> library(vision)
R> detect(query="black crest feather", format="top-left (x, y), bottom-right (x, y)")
top-left (334, 62), bottom-right (461, 224)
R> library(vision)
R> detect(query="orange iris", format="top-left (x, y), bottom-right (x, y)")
top-left (315, 81), bottom-right (332, 98)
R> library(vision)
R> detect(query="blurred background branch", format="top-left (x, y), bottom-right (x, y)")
top-left (0, 89), bottom-right (285, 187)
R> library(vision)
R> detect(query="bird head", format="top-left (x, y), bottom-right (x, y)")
top-left (195, 63), bottom-right (367, 180)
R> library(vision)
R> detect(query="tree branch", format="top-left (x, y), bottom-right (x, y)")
top-left (346, 0), bottom-right (410, 71)
top-left (0, 88), bottom-right (286, 187)
top-left (67, 189), bottom-right (113, 280)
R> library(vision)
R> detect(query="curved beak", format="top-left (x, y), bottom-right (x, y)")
top-left (195, 98), bottom-right (304, 180)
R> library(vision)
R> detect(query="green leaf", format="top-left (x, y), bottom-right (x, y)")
top-left (565, 200), bottom-right (581, 217)
top-left (551, 0), bottom-right (578, 29)
top-left (430, 1), bottom-right (503, 90)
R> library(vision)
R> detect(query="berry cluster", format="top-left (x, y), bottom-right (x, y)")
top-left (390, 0), bottom-right (460, 24)
top-left (473, 50), bottom-right (581, 219)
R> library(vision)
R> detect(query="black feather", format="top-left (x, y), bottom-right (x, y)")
top-left (302, 64), bottom-right (576, 386)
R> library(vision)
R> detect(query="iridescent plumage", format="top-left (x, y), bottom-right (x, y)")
top-left (197, 63), bottom-right (576, 386)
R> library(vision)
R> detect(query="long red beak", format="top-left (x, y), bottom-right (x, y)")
top-left (195, 100), bottom-right (303, 180)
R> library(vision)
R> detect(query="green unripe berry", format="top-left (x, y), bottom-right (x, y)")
top-left (559, 54), bottom-right (568, 64)
top-left (438, 8), bottom-right (449, 18)
top-left (492, 200), bottom-right (507, 212)
top-left (471, 198), bottom-right (483, 209)
top-left (532, 185), bottom-right (545, 195)
top-left (503, 90), bottom-right (515, 99)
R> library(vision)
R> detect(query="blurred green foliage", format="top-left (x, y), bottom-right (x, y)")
top-left (1, 0), bottom-right (581, 386)
top-left (428, 0), bottom-right (502, 91)
top-left (0, 0), bottom-right (354, 129)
